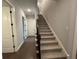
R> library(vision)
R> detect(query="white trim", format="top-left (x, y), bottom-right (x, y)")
top-left (42, 14), bottom-right (69, 59)
top-left (5, 0), bottom-right (15, 8)
top-left (2, 48), bottom-right (14, 53)
top-left (15, 40), bottom-right (24, 52)
top-left (72, 21), bottom-right (77, 59)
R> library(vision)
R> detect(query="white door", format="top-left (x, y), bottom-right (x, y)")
top-left (2, 6), bottom-right (14, 53)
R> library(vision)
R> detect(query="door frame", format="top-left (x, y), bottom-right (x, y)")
top-left (22, 16), bottom-right (25, 40)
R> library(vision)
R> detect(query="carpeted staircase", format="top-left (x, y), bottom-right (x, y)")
top-left (37, 15), bottom-right (67, 59)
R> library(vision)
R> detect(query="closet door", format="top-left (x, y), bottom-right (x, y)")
top-left (2, 7), bottom-right (14, 53)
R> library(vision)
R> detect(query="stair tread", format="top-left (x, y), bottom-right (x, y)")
top-left (41, 50), bottom-right (66, 59)
top-left (39, 29), bottom-right (51, 32)
top-left (39, 27), bottom-right (48, 28)
top-left (39, 25), bottom-right (48, 27)
top-left (40, 29), bottom-right (50, 31)
top-left (41, 40), bottom-right (58, 44)
top-left (40, 35), bottom-right (54, 37)
top-left (40, 30), bottom-right (52, 33)
top-left (41, 36), bottom-right (55, 38)
top-left (39, 27), bottom-right (50, 30)
top-left (41, 45), bottom-right (61, 50)
top-left (39, 27), bottom-right (49, 29)
top-left (40, 30), bottom-right (51, 32)
top-left (40, 31), bottom-right (52, 34)
top-left (41, 37), bottom-right (56, 40)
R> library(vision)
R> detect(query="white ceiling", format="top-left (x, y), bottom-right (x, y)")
top-left (37, 0), bottom-right (56, 14)
top-left (15, 0), bottom-right (39, 16)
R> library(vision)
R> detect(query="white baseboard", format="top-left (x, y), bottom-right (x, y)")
top-left (2, 48), bottom-right (14, 53)
top-left (42, 14), bottom-right (69, 58)
top-left (15, 40), bottom-right (24, 52)
top-left (2, 41), bottom-right (24, 53)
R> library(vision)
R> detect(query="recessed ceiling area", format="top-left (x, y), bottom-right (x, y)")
top-left (15, 0), bottom-right (39, 18)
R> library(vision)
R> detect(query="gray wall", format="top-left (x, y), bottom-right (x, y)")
top-left (39, 0), bottom-right (76, 59)
top-left (7, 0), bottom-right (27, 51)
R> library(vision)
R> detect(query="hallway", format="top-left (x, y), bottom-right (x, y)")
top-left (3, 36), bottom-right (36, 59)
top-left (2, 0), bottom-right (77, 59)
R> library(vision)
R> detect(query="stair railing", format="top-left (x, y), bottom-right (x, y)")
top-left (36, 19), bottom-right (41, 59)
